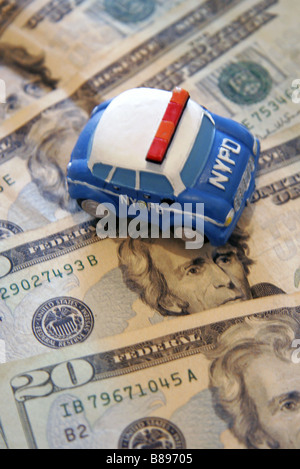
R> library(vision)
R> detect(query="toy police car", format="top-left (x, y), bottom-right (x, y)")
top-left (67, 87), bottom-right (260, 246)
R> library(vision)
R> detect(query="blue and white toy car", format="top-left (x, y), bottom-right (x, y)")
top-left (67, 87), bottom-right (260, 246)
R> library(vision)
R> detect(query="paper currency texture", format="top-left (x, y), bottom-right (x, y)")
top-left (0, 0), bottom-right (300, 451)
top-left (0, 292), bottom-right (299, 449)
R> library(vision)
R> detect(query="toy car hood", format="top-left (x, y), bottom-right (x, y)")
top-left (87, 88), bottom-right (206, 196)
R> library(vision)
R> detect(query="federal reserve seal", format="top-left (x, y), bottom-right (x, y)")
top-left (118, 417), bottom-right (186, 449)
top-left (32, 297), bottom-right (94, 349)
top-left (0, 220), bottom-right (23, 240)
top-left (104, 0), bottom-right (155, 24)
top-left (218, 61), bottom-right (272, 105)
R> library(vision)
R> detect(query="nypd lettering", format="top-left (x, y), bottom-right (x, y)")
top-left (209, 138), bottom-right (241, 191)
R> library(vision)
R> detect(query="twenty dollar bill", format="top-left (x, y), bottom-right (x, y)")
top-left (0, 292), bottom-right (299, 449)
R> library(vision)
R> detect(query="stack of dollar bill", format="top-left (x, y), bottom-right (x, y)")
top-left (0, 0), bottom-right (299, 449)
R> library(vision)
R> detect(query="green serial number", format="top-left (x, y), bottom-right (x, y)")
top-left (61, 369), bottom-right (198, 418)
top-left (241, 89), bottom-right (293, 130)
top-left (0, 255), bottom-right (98, 300)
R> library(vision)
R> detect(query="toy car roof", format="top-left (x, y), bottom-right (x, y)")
top-left (88, 88), bottom-right (205, 195)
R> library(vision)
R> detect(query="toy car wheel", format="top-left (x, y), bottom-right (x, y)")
top-left (79, 199), bottom-right (101, 218)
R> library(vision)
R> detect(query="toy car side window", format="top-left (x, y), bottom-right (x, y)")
top-left (140, 172), bottom-right (174, 195)
top-left (109, 168), bottom-right (136, 189)
top-left (92, 163), bottom-right (113, 180)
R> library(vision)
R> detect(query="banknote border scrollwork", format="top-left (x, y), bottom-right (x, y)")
top-left (75, 0), bottom-right (249, 98)
top-left (0, 0), bottom-right (279, 168)
top-left (0, 220), bottom-right (23, 240)
top-left (0, 220), bottom-right (100, 279)
top-left (257, 135), bottom-right (300, 176)
top-left (141, 0), bottom-right (278, 91)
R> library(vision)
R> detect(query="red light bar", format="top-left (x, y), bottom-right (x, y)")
top-left (146, 88), bottom-right (190, 164)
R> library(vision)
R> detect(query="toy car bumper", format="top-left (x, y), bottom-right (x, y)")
top-left (205, 138), bottom-right (260, 246)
